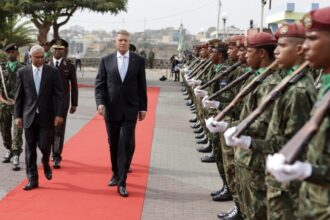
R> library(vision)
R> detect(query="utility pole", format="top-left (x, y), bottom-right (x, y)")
top-left (260, 0), bottom-right (267, 32)
top-left (216, 0), bottom-right (222, 39)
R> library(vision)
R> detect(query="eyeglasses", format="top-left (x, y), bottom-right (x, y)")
top-left (33, 56), bottom-right (44, 59)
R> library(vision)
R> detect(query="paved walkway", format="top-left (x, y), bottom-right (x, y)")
top-left (0, 68), bottom-right (232, 219)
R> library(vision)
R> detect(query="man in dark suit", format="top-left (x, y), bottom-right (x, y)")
top-left (15, 45), bottom-right (65, 190)
top-left (95, 30), bottom-right (147, 197)
top-left (49, 39), bottom-right (78, 169)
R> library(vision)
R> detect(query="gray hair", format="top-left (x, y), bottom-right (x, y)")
top-left (29, 45), bottom-right (44, 55)
top-left (116, 30), bottom-right (130, 37)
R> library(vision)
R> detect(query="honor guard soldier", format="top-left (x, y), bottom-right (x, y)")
top-left (0, 43), bottom-right (24, 171)
top-left (49, 39), bottom-right (78, 169)
top-left (267, 6), bottom-right (330, 220)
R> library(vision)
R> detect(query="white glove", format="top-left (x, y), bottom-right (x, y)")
top-left (205, 117), bottom-right (228, 133)
top-left (192, 79), bottom-right (202, 86)
top-left (266, 153), bottom-right (286, 173)
top-left (194, 87), bottom-right (208, 97)
top-left (203, 99), bottom-right (220, 109)
top-left (224, 127), bottom-right (251, 149)
top-left (267, 154), bottom-right (312, 182)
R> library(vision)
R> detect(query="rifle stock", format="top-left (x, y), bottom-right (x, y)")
top-left (187, 59), bottom-right (210, 79)
top-left (279, 89), bottom-right (330, 164)
top-left (233, 61), bottom-right (309, 138)
top-left (208, 70), bottom-right (254, 101)
top-left (195, 61), bottom-right (214, 80)
top-left (199, 62), bottom-right (242, 90)
top-left (214, 61), bottom-right (277, 122)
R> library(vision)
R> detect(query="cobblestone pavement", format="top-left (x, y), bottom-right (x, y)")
top-left (0, 68), bottom-right (232, 219)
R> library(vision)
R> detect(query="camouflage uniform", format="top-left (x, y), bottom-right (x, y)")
top-left (251, 68), bottom-right (317, 220)
top-left (219, 66), bottom-right (254, 212)
top-left (298, 74), bottom-right (330, 220)
top-left (234, 68), bottom-right (282, 220)
top-left (0, 61), bottom-right (24, 156)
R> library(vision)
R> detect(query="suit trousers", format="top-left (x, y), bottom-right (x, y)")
top-left (52, 110), bottom-right (68, 161)
top-left (105, 119), bottom-right (136, 187)
top-left (24, 114), bottom-right (54, 181)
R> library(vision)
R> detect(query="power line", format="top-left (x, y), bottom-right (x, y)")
top-left (70, 0), bottom-right (217, 25)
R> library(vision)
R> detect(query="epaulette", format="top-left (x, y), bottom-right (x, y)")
top-left (66, 58), bottom-right (73, 64)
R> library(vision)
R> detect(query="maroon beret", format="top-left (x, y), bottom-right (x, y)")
top-left (275, 23), bottom-right (306, 39)
top-left (302, 7), bottom-right (330, 31)
top-left (247, 32), bottom-right (277, 47)
top-left (229, 35), bottom-right (244, 46)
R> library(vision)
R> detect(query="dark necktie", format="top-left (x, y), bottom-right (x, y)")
top-left (55, 61), bottom-right (59, 68)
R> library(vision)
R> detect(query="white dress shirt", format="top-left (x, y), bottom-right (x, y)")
top-left (117, 51), bottom-right (129, 82)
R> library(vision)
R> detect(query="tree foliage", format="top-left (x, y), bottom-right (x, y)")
top-left (0, 8), bottom-right (36, 48)
top-left (3, 0), bottom-right (128, 43)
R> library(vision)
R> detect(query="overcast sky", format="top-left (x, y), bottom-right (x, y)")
top-left (64, 0), bottom-right (330, 34)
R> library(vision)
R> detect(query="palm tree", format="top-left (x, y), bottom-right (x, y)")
top-left (0, 13), bottom-right (36, 48)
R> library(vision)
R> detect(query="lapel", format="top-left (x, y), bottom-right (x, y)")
top-left (27, 65), bottom-right (38, 96)
top-left (111, 53), bottom-right (122, 83)
top-left (38, 65), bottom-right (47, 96)
top-left (123, 52), bottom-right (135, 83)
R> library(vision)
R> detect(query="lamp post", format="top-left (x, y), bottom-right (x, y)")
top-left (216, 0), bottom-right (222, 39)
top-left (222, 12), bottom-right (228, 39)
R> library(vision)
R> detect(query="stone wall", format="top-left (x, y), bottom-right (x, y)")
top-left (69, 57), bottom-right (171, 69)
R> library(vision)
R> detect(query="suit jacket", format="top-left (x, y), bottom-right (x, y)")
top-left (14, 64), bottom-right (65, 128)
top-left (49, 58), bottom-right (78, 110)
top-left (95, 51), bottom-right (147, 121)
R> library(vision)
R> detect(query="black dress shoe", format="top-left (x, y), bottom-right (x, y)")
top-left (12, 155), bottom-right (20, 171)
top-left (23, 181), bottom-right (39, 190)
top-left (195, 132), bottom-right (206, 139)
top-left (196, 136), bottom-right (208, 144)
top-left (186, 101), bottom-right (193, 106)
top-left (43, 163), bottom-right (52, 180)
top-left (127, 167), bottom-right (132, 173)
top-left (220, 206), bottom-right (243, 220)
top-left (201, 154), bottom-right (216, 163)
top-left (184, 96), bottom-right (190, 100)
top-left (210, 186), bottom-right (224, 197)
top-left (108, 176), bottom-right (118, 186)
top-left (189, 116), bottom-right (198, 123)
top-left (117, 186), bottom-right (128, 197)
top-left (213, 186), bottom-right (233, 201)
top-left (53, 160), bottom-right (61, 169)
top-left (197, 143), bottom-right (212, 153)
top-left (2, 150), bottom-right (13, 163)
top-left (190, 122), bottom-right (200, 129)
top-left (193, 127), bottom-right (204, 134)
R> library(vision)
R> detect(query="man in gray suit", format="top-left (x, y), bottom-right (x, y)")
top-left (15, 45), bottom-right (65, 190)
top-left (95, 30), bottom-right (147, 197)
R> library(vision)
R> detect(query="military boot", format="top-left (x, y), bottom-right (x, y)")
top-left (219, 205), bottom-right (243, 220)
top-left (212, 185), bottom-right (233, 201)
top-left (3, 150), bottom-right (13, 163)
top-left (12, 155), bottom-right (20, 171)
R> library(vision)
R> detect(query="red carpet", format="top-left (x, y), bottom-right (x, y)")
top-left (0, 87), bottom-right (159, 220)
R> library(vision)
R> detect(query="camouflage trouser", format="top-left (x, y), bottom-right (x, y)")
top-left (220, 135), bottom-right (237, 198)
top-left (212, 132), bottom-right (227, 184)
top-left (267, 184), bottom-right (299, 220)
top-left (298, 182), bottom-right (330, 220)
top-left (235, 165), bottom-right (267, 220)
top-left (0, 108), bottom-right (23, 156)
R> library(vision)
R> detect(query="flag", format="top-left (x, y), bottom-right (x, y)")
top-left (177, 23), bottom-right (185, 60)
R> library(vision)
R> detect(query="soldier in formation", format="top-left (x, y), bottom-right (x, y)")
top-left (180, 6), bottom-right (330, 220)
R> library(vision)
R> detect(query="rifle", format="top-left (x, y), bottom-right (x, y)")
top-left (232, 61), bottom-right (309, 138)
top-left (0, 65), bottom-right (15, 105)
top-left (214, 61), bottom-right (277, 121)
top-left (279, 89), bottom-right (330, 164)
top-left (195, 61), bottom-right (214, 80)
top-left (314, 69), bottom-right (323, 88)
top-left (199, 62), bottom-right (242, 90)
top-left (207, 69), bottom-right (254, 101)
top-left (187, 59), bottom-right (211, 79)
top-left (181, 58), bottom-right (200, 77)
